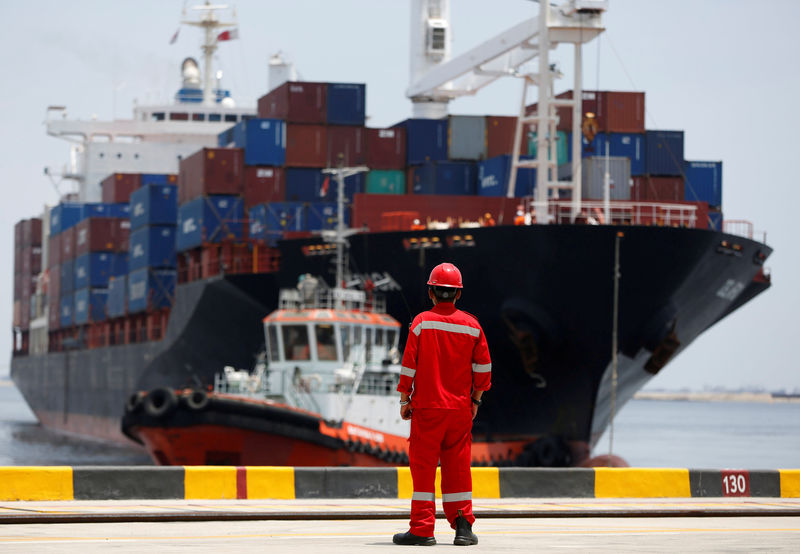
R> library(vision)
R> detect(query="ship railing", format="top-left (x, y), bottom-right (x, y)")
top-left (214, 369), bottom-right (271, 398)
top-left (278, 288), bottom-right (387, 313)
top-left (724, 219), bottom-right (768, 244)
top-left (525, 199), bottom-right (698, 227)
top-left (551, 200), bottom-right (697, 227)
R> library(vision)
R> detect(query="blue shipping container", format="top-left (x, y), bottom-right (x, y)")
top-left (140, 173), bottom-right (174, 186)
top-left (477, 155), bottom-right (537, 197)
top-left (61, 259), bottom-right (75, 294)
top-left (60, 294), bottom-right (74, 328)
top-left (107, 275), bottom-right (127, 318)
top-left (307, 203), bottom-right (350, 231)
top-left (176, 196), bottom-right (244, 251)
top-left (74, 252), bottom-right (126, 289)
top-left (286, 168), bottom-right (325, 202)
top-left (128, 268), bottom-right (176, 313)
top-left (73, 287), bottom-right (109, 324)
top-left (231, 118), bottom-right (286, 166)
top-left (129, 226), bottom-right (177, 270)
top-left (574, 133), bottom-right (645, 176)
top-left (394, 118), bottom-right (448, 165)
top-left (326, 83), bottom-right (366, 126)
top-left (645, 130), bottom-right (684, 176)
top-left (411, 161), bottom-right (477, 195)
top-left (50, 203), bottom-right (83, 235)
top-left (80, 202), bottom-right (131, 220)
top-left (323, 172), bottom-right (364, 203)
top-left (130, 184), bottom-right (178, 230)
top-left (217, 125), bottom-right (235, 147)
top-left (684, 160), bottom-right (722, 208)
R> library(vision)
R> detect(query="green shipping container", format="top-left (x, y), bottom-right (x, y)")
top-left (527, 131), bottom-right (569, 165)
top-left (366, 170), bottom-right (406, 194)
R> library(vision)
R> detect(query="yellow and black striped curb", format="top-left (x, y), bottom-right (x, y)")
top-left (1, 467), bottom-right (799, 501)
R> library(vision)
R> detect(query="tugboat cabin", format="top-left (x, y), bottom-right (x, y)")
top-left (262, 287), bottom-right (402, 399)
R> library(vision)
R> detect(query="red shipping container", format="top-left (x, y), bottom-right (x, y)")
top-left (243, 167), bottom-right (286, 208)
top-left (60, 226), bottom-right (77, 261)
top-left (178, 148), bottom-right (244, 204)
top-left (13, 273), bottom-right (21, 300)
top-left (48, 295), bottom-right (60, 331)
top-left (102, 173), bottom-right (142, 203)
top-left (366, 127), bottom-right (406, 169)
top-left (48, 234), bottom-right (61, 268)
top-left (527, 90), bottom-right (645, 134)
top-left (285, 124), bottom-right (327, 167)
top-left (486, 116), bottom-right (527, 158)
top-left (327, 126), bottom-right (367, 167)
top-left (47, 235), bottom-right (61, 268)
top-left (14, 248), bottom-right (22, 274)
top-left (631, 175), bottom-right (685, 202)
top-left (48, 264), bottom-right (61, 300)
top-left (21, 246), bottom-right (42, 276)
top-left (21, 218), bottom-right (43, 247)
top-left (257, 81), bottom-right (327, 124)
top-left (74, 218), bottom-right (130, 255)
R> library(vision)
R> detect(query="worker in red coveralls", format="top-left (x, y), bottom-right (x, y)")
top-left (392, 262), bottom-right (491, 547)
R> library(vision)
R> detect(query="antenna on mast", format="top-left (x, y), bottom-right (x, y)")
top-left (181, 1), bottom-right (237, 106)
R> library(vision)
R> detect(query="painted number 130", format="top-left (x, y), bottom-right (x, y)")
top-left (722, 473), bottom-right (748, 496)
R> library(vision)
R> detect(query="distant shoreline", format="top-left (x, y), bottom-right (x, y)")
top-left (635, 391), bottom-right (800, 403)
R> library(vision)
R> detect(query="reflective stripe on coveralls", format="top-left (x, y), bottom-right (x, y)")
top-left (412, 320), bottom-right (480, 337)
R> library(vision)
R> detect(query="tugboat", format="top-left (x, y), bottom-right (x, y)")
top-left (122, 167), bottom-right (416, 466)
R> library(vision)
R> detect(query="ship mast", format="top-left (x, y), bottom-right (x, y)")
top-left (181, 2), bottom-right (237, 106)
top-left (321, 163), bottom-right (368, 309)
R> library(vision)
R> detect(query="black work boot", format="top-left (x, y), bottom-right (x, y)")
top-left (453, 511), bottom-right (478, 546)
top-left (392, 530), bottom-right (436, 546)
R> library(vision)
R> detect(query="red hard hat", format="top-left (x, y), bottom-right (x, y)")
top-left (427, 263), bottom-right (463, 289)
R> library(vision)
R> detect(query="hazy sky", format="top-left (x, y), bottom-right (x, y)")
top-left (1, 0), bottom-right (798, 391)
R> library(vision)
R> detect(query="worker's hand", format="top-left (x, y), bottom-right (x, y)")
top-left (471, 403), bottom-right (479, 420)
top-left (400, 404), bottom-right (413, 420)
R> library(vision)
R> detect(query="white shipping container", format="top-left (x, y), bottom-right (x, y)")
top-left (448, 115), bottom-right (487, 161)
top-left (581, 156), bottom-right (631, 201)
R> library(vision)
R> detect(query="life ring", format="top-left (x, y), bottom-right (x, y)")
top-left (125, 391), bottom-right (145, 414)
top-left (185, 389), bottom-right (210, 411)
top-left (144, 387), bottom-right (178, 418)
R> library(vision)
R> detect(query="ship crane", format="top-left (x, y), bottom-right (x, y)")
top-left (408, 0), bottom-right (606, 223)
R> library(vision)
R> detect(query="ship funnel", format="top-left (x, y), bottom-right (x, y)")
top-left (268, 51), bottom-right (298, 93)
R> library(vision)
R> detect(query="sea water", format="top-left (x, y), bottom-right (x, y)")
top-left (1, 378), bottom-right (798, 467)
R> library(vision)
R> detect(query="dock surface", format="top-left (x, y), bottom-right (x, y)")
top-left (1, 498), bottom-right (799, 552)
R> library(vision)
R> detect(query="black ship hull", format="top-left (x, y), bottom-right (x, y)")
top-left (10, 224), bottom-right (771, 462)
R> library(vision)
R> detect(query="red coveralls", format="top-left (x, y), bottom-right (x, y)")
top-left (397, 301), bottom-right (492, 537)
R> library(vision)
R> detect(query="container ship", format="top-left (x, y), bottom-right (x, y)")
top-left (10, 1), bottom-right (772, 466)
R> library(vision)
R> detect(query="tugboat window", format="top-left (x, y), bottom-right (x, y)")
top-left (282, 325), bottom-right (310, 361)
top-left (340, 326), bottom-right (351, 361)
top-left (387, 329), bottom-right (397, 347)
top-left (365, 328), bottom-right (373, 362)
top-left (316, 324), bottom-right (337, 361)
top-left (375, 328), bottom-right (384, 346)
top-left (267, 324), bottom-right (279, 361)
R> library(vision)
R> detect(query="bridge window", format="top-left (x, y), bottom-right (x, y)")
top-left (192, 113), bottom-right (205, 121)
top-left (224, 114), bottom-right (237, 122)
top-left (169, 112), bottom-right (189, 121)
top-left (209, 113), bottom-right (221, 122)
top-left (282, 325), bottom-right (310, 361)
top-left (316, 324), bottom-right (337, 361)
top-left (266, 324), bottom-right (279, 361)
top-left (340, 325), bottom-right (351, 361)
top-left (151, 112), bottom-right (165, 121)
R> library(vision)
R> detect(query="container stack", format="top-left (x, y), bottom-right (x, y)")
top-left (683, 160), bottom-right (723, 230)
top-left (12, 218), bottom-right (42, 353)
top-left (128, 182), bottom-right (178, 314)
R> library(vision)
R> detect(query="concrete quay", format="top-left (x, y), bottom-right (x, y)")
top-left (1, 499), bottom-right (799, 553)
